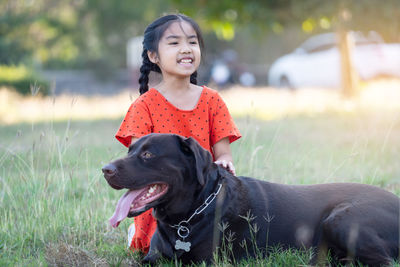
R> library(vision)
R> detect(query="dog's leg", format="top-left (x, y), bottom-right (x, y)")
top-left (143, 230), bottom-right (175, 264)
top-left (142, 249), bottom-right (162, 264)
top-left (310, 229), bottom-right (346, 266)
top-left (321, 203), bottom-right (395, 266)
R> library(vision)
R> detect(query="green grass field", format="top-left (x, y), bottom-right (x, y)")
top-left (1, 85), bottom-right (400, 266)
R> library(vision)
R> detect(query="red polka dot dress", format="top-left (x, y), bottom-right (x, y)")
top-left (115, 86), bottom-right (241, 254)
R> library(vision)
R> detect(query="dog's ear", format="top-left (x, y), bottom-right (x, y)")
top-left (177, 136), bottom-right (212, 186)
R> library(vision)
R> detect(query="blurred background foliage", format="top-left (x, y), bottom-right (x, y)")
top-left (0, 0), bottom-right (399, 94)
top-left (0, 65), bottom-right (49, 95)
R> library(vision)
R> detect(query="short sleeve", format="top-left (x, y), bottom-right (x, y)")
top-left (115, 99), bottom-right (153, 147)
top-left (210, 92), bottom-right (241, 146)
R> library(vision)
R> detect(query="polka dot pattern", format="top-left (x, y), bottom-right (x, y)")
top-left (116, 86), bottom-right (241, 154)
top-left (128, 209), bottom-right (155, 254)
top-left (117, 86), bottom-right (241, 254)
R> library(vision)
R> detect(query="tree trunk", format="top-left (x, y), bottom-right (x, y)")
top-left (337, 6), bottom-right (359, 98)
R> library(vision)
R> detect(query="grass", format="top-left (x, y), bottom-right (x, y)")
top-left (1, 81), bottom-right (400, 266)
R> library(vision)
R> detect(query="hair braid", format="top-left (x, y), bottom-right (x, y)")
top-left (138, 50), bottom-right (160, 95)
top-left (190, 71), bottom-right (198, 85)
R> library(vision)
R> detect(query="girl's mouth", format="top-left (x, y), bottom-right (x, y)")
top-left (178, 58), bottom-right (194, 66)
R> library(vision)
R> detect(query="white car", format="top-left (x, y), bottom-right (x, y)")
top-left (268, 32), bottom-right (400, 89)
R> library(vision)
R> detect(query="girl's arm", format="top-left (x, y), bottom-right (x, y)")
top-left (213, 137), bottom-right (236, 175)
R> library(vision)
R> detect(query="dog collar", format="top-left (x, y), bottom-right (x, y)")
top-left (169, 183), bottom-right (223, 252)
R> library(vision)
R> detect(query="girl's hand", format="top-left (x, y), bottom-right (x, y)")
top-left (214, 160), bottom-right (236, 176)
top-left (213, 137), bottom-right (236, 176)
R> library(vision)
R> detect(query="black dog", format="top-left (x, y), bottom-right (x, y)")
top-left (102, 133), bottom-right (399, 266)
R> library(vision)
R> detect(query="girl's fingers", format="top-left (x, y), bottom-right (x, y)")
top-left (227, 161), bottom-right (236, 176)
top-left (214, 160), bottom-right (236, 176)
top-left (214, 160), bottom-right (227, 168)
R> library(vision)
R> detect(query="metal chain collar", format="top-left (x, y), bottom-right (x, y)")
top-left (170, 183), bottom-right (223, 239)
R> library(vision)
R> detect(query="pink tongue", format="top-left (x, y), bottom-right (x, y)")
top-left (109, 189), bottom-right (142, 228)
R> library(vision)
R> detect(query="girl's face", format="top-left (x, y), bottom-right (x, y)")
top-left (148, 20), bottom-right (201, 80)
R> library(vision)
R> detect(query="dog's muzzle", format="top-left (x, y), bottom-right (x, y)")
top-left (102, 163), bottom-right (117, 178)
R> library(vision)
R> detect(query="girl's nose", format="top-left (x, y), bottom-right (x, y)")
top-left (179, 42), bottom-right (191, 53)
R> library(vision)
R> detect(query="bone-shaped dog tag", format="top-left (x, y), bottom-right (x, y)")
top-left (175, 239), bottom-right (191, 252)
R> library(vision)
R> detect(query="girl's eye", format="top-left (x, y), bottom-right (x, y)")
top-left (190, 41), bottom-right (198, 45)
top-left (141, 151), bottom-right (153, 159)
top-left (169, 42), bottom-right (178, 45)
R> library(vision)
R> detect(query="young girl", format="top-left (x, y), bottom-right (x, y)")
top-left (115, 13), bottom-right (241, 254)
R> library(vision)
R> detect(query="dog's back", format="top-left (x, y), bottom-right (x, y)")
top-left (223, 175), bottom-right (400, 265)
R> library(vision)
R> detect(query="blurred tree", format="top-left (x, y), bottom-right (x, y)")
top-left (174, 0), bottom-right (400, 96)
top-left (76, 0), bottom-right (171, 74)
top-left (1, 0), bottom-right (84, 67)
top-left (0, 0), bottom-right (171, 72)
top-left (1, 0), bottom-right (399, 90)
top-left (172, 0), bottom-right (399, 41)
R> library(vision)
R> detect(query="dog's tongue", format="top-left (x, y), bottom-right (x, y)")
top-left (109, 189), bottom-right (141, 228)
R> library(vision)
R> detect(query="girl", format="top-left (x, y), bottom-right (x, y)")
top-left (115, 13), bottom-right (241, 254)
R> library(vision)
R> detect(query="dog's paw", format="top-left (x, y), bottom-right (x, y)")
top-left (142, 252), bottom-right (161, 265)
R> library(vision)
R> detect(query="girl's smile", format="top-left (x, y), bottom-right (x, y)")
top-left (177, 57), bottom-right (194, 67)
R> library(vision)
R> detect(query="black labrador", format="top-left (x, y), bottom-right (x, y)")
top-left (102, 133), bottom-right (400, 266)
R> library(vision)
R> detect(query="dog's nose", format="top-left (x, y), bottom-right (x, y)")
top-left (102, 163), bottom-right (116, 177)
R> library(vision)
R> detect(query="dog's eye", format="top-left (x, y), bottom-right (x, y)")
top-left (141, 151), bottom-right (153, 159)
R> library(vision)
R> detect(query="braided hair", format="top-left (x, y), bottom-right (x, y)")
top-left (138, 14), bottom-right (204, 95)
top-left (138, 50), bottom-right (161, 95)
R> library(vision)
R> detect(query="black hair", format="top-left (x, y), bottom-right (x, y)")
top-left (138, 14), bottom-right (205, 95)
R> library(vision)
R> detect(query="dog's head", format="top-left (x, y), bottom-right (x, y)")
top-left (102, 133), bottom-right (213, 227)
